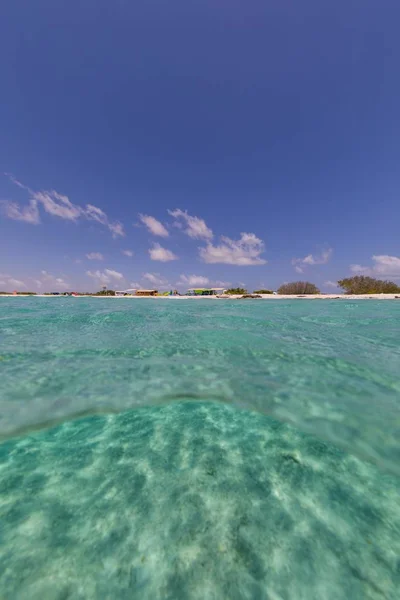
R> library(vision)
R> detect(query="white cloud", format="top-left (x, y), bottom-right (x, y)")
top-left (122, 249), bottom-right (134, 257)
top-left (33, 279), bottom-right (42, 288)
top-left (104, 269), bottom-right (124, 281)
top-left (177, 275), bottom-right (231, 289)
top-left (4, 176), bottom-right (124, 237)
top-left (85, 204), bottom-right (125, 238)
top-left (215, 280), bottom-right (231, 288)
top-left (292, 249), bottom-right (332, 272)
top-left (1, 199), bottom-right (40, 224)
top-left (139, 214), bottom-right (169, 237)
top-left (33, 190), bottom-right (82, 220)
top-left (86, 269), bottom-right (124, 285)
top-left (108, 222), bottom-right (125, 238)
top-left (179, 274), bottom-right (210, 286)
top-left (199, 232), bottom-right (266, 265)
top-left (350, 255), bottom-right (400, 279)
top-left (40, 270), bottom-right (70, 289)
top-left (86, 252), bottom-right (104, 261)
top-left (0, 273), bottom-right (27, 289)
top-left (324, 280), bottom-right (338, 288)
top-left (149, 243), bottom-right (178, 262)
top-left (87, 270), bottom-right (110, 284)
top-left (8, 278), bottom-right (26, 288)
top-left (168, 209), bottom-right (213, 240)
top-left (143, 272), bottom-right (169, 287)
top-left (5, 174), bottom-right (27, 190)
top-left (130, 282), bottom-right (141, 289)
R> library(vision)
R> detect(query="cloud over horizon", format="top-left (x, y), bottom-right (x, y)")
top-left (143, 272), bottom-right (170, 287)
top-left (178, 274), bottom-right (210, 286)
top-left (86, 268), bottom-right (124, 285)
top-left (40, 270), bottom-right (70, 290)
top-left (350, 255), bottom-right (400, 279)
top-left (292, 249), bottom-right (332, 273)
top-left (199, 232), bottom-right (266, 265)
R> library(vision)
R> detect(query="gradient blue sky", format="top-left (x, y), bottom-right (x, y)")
top-left (1, 0), bottom-right (399, 292)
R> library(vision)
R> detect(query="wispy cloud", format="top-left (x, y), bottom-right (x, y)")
top-left (149, 243), bottom-right (178, 262)
top-left (215, 280), bottom-right (231, 288)
top-left (33, 190), bottom-right (82, 220)
top-left (143, 272), bottom-right (169, 287)
top-left (292, 248), bottom-right (332, 273)
top-left (86, 268), bottom-right (124, 285)
top-left (122, 249), bottom-right (134, 257)
top-left (324, 280), bottom-right (338, 288)
top-left (85, 204), bottom-right (125, 238)
top-left (3, 175), bottom-right (124, 237)
top-left (177, 274), bottom-right (231, 289)
top-left (168, 209), bottom-right (213, 240)
top-left (1, 198), bottom-right (40, 224)
top-left (0, 273), bottom-right (27, 288)
top-left (104, 269), bottom-right (124, 280)
top-left (8, 278), bottom-right (26, 288)
top-left (199, 232), bottom-right (266, 265)
top-left (86, 252), bottom-right (104, 260)
top-left (40, 270), bottom-right (70, 289)
top-left (179, 274), bottom-right (210, 286)
top-left (350, 255), bottom-right (400, 279)
top-left (139, 214), bottom-right (169, 237)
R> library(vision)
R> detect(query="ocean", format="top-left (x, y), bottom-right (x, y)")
top-left (0, 298), bottom-right (399, 598)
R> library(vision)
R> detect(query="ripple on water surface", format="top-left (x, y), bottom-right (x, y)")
top-left (0, 402), bottom-right (399, 600)
top-left (1, 298), bottom-right (400, 475)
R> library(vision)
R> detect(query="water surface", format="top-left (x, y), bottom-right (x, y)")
top-left (0, 298), bottom-right (399, 598)
top-left (1, 298), bottom-right (399, 473)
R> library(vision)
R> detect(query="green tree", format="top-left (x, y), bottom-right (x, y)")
top-left (226, 287), bottom-right (247, 295)
top-left (95, 289), bottom-right (116, 296)
top-left (337, 276), bottom-right (400, 294)
top-left (277, 281), bottom-right (320, 295)
top-left (253, 289), bottom-right (273, 294)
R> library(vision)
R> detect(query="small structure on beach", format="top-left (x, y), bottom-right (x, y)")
top-left (136, 289), bottom-right (158, 296)
top-left (115, 288), bottom-right (137, 297)
top-left (186, 288), bottom-right (226, 296)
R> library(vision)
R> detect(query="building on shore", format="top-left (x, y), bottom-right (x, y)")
top-left (136, 289), bottom-right (158, 296)
top-left (115, 288), bottom-right (137, 296)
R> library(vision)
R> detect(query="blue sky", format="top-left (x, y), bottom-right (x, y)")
top-left (1, 0), bottom-right (399, 292)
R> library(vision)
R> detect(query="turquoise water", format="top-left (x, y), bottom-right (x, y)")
top-left (0, 298), bottom-right (399, 598)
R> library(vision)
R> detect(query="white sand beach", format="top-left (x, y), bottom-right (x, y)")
top-left (2, 294), bottom-right (400, 300)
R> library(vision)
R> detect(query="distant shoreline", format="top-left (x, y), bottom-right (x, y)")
top-left (1, 294), bottom-right (399, 300)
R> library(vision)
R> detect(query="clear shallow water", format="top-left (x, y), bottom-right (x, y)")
top-left (1, 298), bottom-right (399, 473)
top-left (1, 403), bottom-right (399, 599)
top-left (0, 298), bottom-right (399, 598)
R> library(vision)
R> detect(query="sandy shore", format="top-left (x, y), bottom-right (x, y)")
top-left (2, 294), bottom-right (400, 300)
